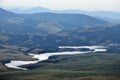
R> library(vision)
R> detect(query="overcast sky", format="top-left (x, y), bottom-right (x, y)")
top-left (0, 0), bottom-right (120, 12)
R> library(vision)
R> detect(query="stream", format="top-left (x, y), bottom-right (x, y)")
top-left (5, 46), bottom-right (107, 70)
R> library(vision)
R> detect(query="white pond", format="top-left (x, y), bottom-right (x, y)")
top-left (5, 46), bottom-right (107, 70)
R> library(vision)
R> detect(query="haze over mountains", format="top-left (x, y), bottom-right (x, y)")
top-left (7, 7), bottom-right (120, 23)
top-left (0, 0), bottom-right (120, 79)
top-left (0, 8), bottom-right (107, 34)
top-left (0, 8), bottom-right (120, 50)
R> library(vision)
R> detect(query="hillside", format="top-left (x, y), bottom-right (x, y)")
top-left (8, 7), bottom-right (120, 23)
top-left (0, 8), bottom-right (107, 34)
top-left (0, 8), bottom-right (120, 50)
top-left (0, 7), bottom-right (120, 80)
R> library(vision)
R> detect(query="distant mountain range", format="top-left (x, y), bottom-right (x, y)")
top-left (0, 8), bottom-right (107, 34)
top-left (0, 8), bottom-right (120, 50)
top-left (7, 7), bottom-right (120, 23)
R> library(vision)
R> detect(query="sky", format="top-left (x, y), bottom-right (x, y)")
top-left (0, 0), bottom-right (120, 12)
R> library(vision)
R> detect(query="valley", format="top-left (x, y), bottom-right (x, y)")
top-left (0, 52), bottom-right (120, 80)
top-left (5, 46), bottom-right (107, 70)
top-left (0, 7), bottom-right (120, 80)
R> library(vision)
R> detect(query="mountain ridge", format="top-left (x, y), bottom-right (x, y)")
top-left (0, 8), bottom-right (120, 50)
top-left (0, 8), bottom-right (108, 34)
top-left (7, 7), bottom-right (120, 23)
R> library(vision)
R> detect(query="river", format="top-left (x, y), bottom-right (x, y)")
top-left (5, 46), bottom-right (107, 70)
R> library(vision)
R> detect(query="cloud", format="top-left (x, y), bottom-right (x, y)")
top-left (0, 0), bottom-right (4, 4)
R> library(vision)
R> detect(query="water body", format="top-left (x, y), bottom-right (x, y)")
top-left (5, 46), bottom-right (107, 70)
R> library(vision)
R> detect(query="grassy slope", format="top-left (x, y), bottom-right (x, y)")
top-left (0, 53), bottom-right (120, 80)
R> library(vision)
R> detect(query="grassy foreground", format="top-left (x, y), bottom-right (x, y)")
top-left (0, 53), bottom-right (120, 80)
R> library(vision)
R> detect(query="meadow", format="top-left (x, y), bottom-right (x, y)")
top-left (0, 52), bottom-right (120, 80)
